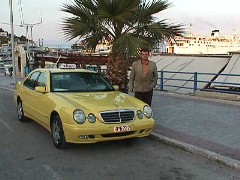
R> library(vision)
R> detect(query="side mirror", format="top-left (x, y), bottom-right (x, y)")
top-left (113, 85), bottom-right (119, 91)
top-left (35, 86), bottom-right (47, 93)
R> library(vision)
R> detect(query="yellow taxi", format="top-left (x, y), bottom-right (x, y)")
top-left (14, 67), bottom-right (155, 149)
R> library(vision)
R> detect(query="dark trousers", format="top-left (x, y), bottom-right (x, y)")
top-left (135, 90), bottom-right (153, 106)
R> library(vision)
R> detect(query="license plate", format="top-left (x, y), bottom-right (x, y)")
top-left (114, 125), bottom-right (130, 132)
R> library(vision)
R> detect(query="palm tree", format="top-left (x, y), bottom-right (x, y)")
top-left (61, 0), bottom-right (184, 92)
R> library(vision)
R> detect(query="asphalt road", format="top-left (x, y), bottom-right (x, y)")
top-left (1, 89), bottom-right (240, 180)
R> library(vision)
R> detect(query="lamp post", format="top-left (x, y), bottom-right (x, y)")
top-left (9, 0), bottom-right (16, 84)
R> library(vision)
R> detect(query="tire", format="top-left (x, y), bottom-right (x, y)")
top-left (17, 100), bottom-right (26, 122)
top-left (51, 115), bottom-right (68, 149)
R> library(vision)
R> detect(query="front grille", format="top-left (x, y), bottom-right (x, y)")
top-left (100, 110), bottom-right (135, 123)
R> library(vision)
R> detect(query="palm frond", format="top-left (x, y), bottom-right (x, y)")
top-left (113, 34), bottom-right (149, 58)
top-left (60, 0), bottom-right (185, 55)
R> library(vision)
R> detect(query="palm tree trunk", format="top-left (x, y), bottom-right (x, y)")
top-left (107, 57), bottom-right (128, 93)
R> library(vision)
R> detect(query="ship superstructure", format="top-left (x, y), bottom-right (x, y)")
top-left (166, 30), bottom-right (240, 54)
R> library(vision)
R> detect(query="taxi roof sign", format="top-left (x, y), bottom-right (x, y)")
top-left (60, 64), bottom-right (76, 69)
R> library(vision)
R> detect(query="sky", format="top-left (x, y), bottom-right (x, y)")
top-left (1, 0), bottom-right (240, 48)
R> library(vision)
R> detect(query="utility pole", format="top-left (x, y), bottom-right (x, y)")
top-left (9, 0), bottom-right (16, 85)
top-left (20, 20), bottom-right (42, 75)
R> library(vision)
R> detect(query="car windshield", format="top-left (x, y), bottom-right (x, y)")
top-left (50, 72), bottom-right (115, 92)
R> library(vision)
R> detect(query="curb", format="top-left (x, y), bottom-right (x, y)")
top-left (150, 132), bottom-right (240, 171)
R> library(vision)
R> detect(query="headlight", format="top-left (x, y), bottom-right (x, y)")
top-left (137, 110), bottom-right (144, 119)
top-left (73, 109), bottom-right (86, 124)
top-left (143, 105), bottom-right (152, 119)
top-left (87, 113), bottom-right (96, 123)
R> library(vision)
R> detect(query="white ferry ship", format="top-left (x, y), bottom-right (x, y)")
top-left (166, 30), bottom-right (240, 54)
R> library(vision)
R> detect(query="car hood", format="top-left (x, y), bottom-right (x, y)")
top-left (54, 91), bottom-right (141, 111)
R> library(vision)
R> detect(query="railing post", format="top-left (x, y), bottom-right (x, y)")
top-left (160, 70), bottom-right (163, 91)
top-left (193, 72), bottom-right (197, 95)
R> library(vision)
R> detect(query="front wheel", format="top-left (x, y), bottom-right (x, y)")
top-left (17, 100), bottom-right (26, 122)
top-left (51, 115), bottom-right (68, 149)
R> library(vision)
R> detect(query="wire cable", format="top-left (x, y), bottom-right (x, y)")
top-left (0, 21), bottom-right (21, 26)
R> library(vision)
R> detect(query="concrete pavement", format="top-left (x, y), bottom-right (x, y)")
top-left (151, 91), bottom-right (240, 171)
top-left (1, 74), bottom-right (240, 171)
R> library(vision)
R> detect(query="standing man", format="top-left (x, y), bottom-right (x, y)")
top-left (128, 48), bottom-right (158, 106)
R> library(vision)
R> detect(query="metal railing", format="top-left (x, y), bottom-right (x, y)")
top-left (157, 70), bottom-right (240, 95)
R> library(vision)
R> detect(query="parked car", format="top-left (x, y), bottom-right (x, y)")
top-left (14, 68), bottom-right (155, 149)
top-left (4, 66), bottom-right (13, 76)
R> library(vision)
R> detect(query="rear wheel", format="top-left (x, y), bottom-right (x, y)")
top-left (17, 100), bottom-right (26, 122)
top-left (51, 115), bottom-right (68, 149)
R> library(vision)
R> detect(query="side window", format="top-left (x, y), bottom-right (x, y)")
top-left (23, 71), bottom-right (40, 89)
top-left (37, 72), bottom-right (47, 87)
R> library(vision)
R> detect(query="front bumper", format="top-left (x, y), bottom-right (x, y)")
top-left (63, 120), bottom-right (155, 143)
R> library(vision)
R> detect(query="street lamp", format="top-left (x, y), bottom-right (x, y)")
top-left (9, 0), bottom-right (16, 85)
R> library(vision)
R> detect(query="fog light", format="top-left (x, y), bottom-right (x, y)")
top-left (146, 128), bottom-right (152, 132)
top-left (79, 135), bottom-right (89, 139)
